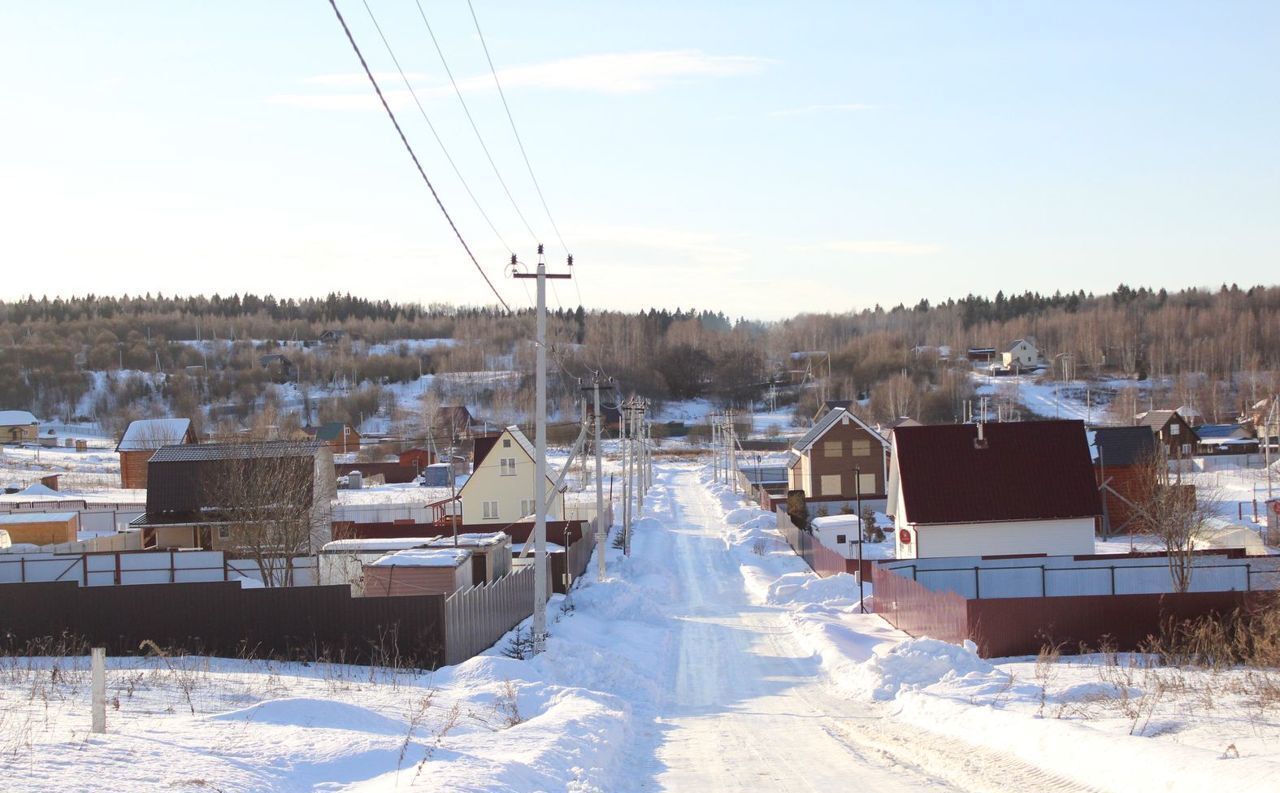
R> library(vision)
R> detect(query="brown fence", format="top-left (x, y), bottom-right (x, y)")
top-left (775, 509), bottom-right (857, 579)
top-left (873, 564), bottom-right (1273, 658)
top-left (872, 564), bottom-right (970, 646)
top-left (0, 581), bottom-right (446, 666)
top-left (968, 590), bottom-right (1266, 658)
top-left (444, 566), bottom-right (535, 665)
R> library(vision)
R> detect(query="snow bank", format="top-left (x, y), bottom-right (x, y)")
top-left (855, 638), bottom-right (997, 701)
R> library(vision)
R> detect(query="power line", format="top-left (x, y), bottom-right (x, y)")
top-left (412, 0), bottom-right (540, 245)
top-left (465, 0), bottom-right (570, 258)
top-left (358, 0), bottom-right (513, 254)
top-left (325, 0), bottom-right (511, 313)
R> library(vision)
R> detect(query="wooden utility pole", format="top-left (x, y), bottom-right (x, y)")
top-left (512, 247), bottom-right (572, 655)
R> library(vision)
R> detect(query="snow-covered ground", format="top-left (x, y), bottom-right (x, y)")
top-left (6, 461), bottom-right (1280, 791)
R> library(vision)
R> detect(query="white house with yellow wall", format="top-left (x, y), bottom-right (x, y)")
top-left (459, 426), bottom-right (565, 525)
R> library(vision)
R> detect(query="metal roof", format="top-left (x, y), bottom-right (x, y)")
top-left (793, 407), bottom-right (887, 454)
top-left (1092, 426), bottom-right (1157, 467)
top-left (894, 420), bottom-right (1102, 525)
top-left (148, 441), bottom-right (325, 463)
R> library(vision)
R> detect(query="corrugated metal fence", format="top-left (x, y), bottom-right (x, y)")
top-left (775, 508), bottom-right (855, 579)
top-left (0, 581), bottom-right (446, 667)
top-left (444, 566), bottom-right (535, 665)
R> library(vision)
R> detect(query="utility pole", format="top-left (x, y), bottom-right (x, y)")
top-left (512, 247), bottom-right (572, 655)
top-left (585, 379), bottom-right (611, 580)
top-left (621, 398), bottom-right (631, 556)
top-left (711, 413), bottom-right (720, 481)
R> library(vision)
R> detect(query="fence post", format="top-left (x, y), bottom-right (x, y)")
top-left (973, 567), bottom-right (981, 599)
top-left (1110, 566), bottom-right (1116, 595)
top-left (1041, 565), bottom-right (1046, 597)
top-left (91, 647), bottom-right (106, 734)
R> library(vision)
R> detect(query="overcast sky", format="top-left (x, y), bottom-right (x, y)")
top-left (2, 1), bottom-right (1277, 319)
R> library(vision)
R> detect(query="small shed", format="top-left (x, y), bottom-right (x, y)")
top-left (426, 532), bottom-right (511, 583)
top-left (362, 547), bottom-right (473, 596)
top-left (0, 512), bottom-right (79, 545)
top-left (117, 418), bottom-right (197, 489)
top-left (319, 537), bottom-right (438, 594)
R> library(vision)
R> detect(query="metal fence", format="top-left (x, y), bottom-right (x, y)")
top-left (0, 580), bottom-right (447, 666)
top-left (0, 549), bottom-right (318, 587)
top-left (882, 555), bottom-right (1280, 600)
top-left (444, 566), bottom-right (535, 665)
top-left (775, 509), bottom-right (851, 579)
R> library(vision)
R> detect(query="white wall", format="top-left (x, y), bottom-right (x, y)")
top-left (897, 517), bottom-right (1096, 559)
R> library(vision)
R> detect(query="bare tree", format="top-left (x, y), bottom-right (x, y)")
top-left (1131, 447), bottom-right (1220, 593)
top-left (203, 442), bottom-right (331, 587)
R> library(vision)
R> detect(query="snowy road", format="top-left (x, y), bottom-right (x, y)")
top-left (638, 468), bottom-right (1095, 792)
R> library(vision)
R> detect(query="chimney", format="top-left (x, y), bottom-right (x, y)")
top-left (973, 422), bottom-right (989, 450)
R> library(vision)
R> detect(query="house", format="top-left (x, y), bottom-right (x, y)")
top-left (1136, 409), bottom-right (1198, 459)
top-left (966, 347), bottom-right (997, 363)
top-left (0, 410), bottom-right (39, 444)
top-left (258, 353), bottom-right (295, 381)
top-left (0, 512), bottom-right (78, 545)
top-left (1001, 339), bottom-right (1040, 369)
top-left (131, 441), bottom-right (335, 555)
top-left (1091, 426), bottom-right (1157, 534)
top-left (361, 547), bottom-right (473, 596)
top-left (399, 448), bottom-right (436, 472)
top-left (116, 418), bottom-right (198, 489)
top-left (313, 422), bottom-right (361, 454)
top-left (1194, 424), bottom-right (1260, 455)
top-left (458, 426), bottom-right (566, 525)
top-left (887, 420), bottom-right (1102, 559)
top-left (319, 329), bottom-right (347, 345)
top-left (812, 399), bottom-right (854, 424)
top-left (787, 407), bottom-right (890, 511)
top-left (433, 406), bottom-right (475, 441)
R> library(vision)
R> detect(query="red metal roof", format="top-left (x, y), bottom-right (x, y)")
top-left (894, 420), bottom-right (1101, 525)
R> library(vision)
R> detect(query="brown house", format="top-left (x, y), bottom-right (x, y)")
top-left (361, 547), bottom-right (473, 596)
top-left (0, 410), bottom-right (39, 444)
top-left (116, 418), bottom-right (198, 489)
top-left (1092, 426), bottom-right (1157, 534)
top-left (1137, 410), bottom-right (1198, 460)
top-left (787, 407), bottom-right (889, 503)
top-left (131, 441), bottom-right (335, 556)
top-left (313, 422), bottom-right (361, 454)
top-left (433, 406), bottom-right (475, 441)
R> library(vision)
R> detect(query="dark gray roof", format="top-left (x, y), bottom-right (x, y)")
top-left (1137, 410), bottom-right (1178, 429)
top-left (149, 441), bottom-right (325, 463)
top-left (1092, 426), bottom-right (1156, 467)
top-left (794, 407), bottom-right (887, 453)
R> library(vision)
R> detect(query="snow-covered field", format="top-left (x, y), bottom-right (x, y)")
top-left (5, 462), bottom-right (1280, 791)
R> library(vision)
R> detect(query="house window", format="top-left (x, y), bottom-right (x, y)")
top-left (1170, 424), bottom-right (1180, 436)
top-left (483, 501), bottom-right (499, 520)
top-left (823, 441), bottom-right (842, 457)
top-left (503, 439), bottom-right (512, 447)
top-left (520, 498), bottom-right (536, 516)
top-left (858, 472), bottom-right (876, 496)
top-left (851, 439), bottom-right (871, 456)
top-left (217, 526), bottom-right (230, 540)
top-left (835, 534), bottom-right (846, 545)
top-left (500, 458), bottom-right (516, 476)
top-left (820, 474), bottom-right (842, 496)
top-left (1181, 444), bottom-right (1192, 456)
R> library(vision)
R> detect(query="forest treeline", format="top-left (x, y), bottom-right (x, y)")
top-left (1, 284), bottom-right (1278, 433)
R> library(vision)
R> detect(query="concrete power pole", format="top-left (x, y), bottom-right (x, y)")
top-left (586, 379), bottom-right (611, 580)
top-left (512, 248), bottom-right (571, 655)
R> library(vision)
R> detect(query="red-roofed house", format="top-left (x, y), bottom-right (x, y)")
top-left (887, 420), bottom-right (1102, 559)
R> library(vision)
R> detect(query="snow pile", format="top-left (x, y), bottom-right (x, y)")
top-left (856, 638), bottom-right (998, 701)
top-left (766, 571), bottom-right (861, 607)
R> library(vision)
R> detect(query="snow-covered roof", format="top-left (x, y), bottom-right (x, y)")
top-left (15, 483), bottom-right (60, 497)
top-left (0, 410), bottom-right (38, 426)
top-left (368, 548), bottom-right (471, 568)
top-left (810, 514), bottom-right (862, 529)
top-left (0, 512), bottom-right (78, 524)
top-left (321, 538), bottom-right (435, 554)
top-left (116, 418), bottom-right (193, 451)
top-left (792, 407), bottom-right (887, 454)
top-left (426, 532), bottom-right (508, 548)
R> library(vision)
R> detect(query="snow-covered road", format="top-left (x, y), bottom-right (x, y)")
top-left (637, 468), bottom-right (1093, 792)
